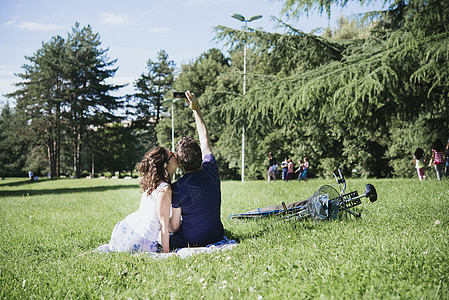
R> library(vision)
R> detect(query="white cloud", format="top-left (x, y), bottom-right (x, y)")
top-left (0, 77), bottom-right (18, 106)
top-left (146, 27), bottom-right (172, 33)
top-left (4, 20), bottom-right (17, 27)
top-left (106, 76), bottom-right (136, 86)
top-left (185, 0), bottom-right (212, 6)
top-left (16, 0), bottom-right (26, 8)
top-left (0, 65), bottom-right (18, 77)
top-left (0, 77), bottom-right (17, 90)
top-left (185, 0), bottom-right (233, 7)
top-left (2, 20), bottom-right (63, 31)
top-left (98, 13), bottom-right (130, 26)
top-left (17, 21), bottom-right (63, 31)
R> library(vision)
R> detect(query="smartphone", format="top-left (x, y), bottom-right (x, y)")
top-left (173, 92), bottom-right (187, 98)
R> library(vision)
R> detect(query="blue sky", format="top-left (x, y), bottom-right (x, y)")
top-left (0, 0), bottom-right (386, 107)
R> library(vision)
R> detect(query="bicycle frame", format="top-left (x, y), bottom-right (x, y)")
top-left (229, 169), bottom-right (377, 221)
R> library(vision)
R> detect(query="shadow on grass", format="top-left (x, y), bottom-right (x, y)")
top-left (0, 178), bottom-right (43, 187)
top-left (224, 228), bottom-right (266, 243)
top-left (0, 177), bottom-right (74, 188)
top-left (224, 215), bottom-right (331, 243)
top-left (0, 184), bottom-right (138, 197)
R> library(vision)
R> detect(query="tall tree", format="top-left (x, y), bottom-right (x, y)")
top-left (64, 23), bottom-right (123, 178)
top-left (7, 35), bottom-right (67, 178)
top-left (7, 23), bottom-right (123, 178)
top-left (133, 50), bottom-right (175, 125)
top-left (132, 50), bottom-right (175, 150)
top-left (0, 103), bottom-right (30, 177)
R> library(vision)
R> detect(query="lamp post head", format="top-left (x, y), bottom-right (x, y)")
top-left (230, 13), bottom-right (245, 22)
top-left (248, 15), bottom-right (262, 22)
top-left (165, 98), bottom-right (183, 105)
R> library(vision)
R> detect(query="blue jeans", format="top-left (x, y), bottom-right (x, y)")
top-left (434, 163), bottom-right (444, 180)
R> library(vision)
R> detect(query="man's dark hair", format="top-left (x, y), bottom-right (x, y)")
top-left (414, 148), bottom-right (424, 160)
top-left (432, 138), bottom-right (444, 152)
top-left (176, 137), bottom-right (202, 171)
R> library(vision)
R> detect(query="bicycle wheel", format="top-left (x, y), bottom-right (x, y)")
top-left (307, 185), bottom-right (340, 220)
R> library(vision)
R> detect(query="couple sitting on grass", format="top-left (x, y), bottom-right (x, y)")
top-left (97, 91), bottom-right (224, 254)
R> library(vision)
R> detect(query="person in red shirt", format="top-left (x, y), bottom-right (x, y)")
top-left (429, 138), bottom-right (445, 180)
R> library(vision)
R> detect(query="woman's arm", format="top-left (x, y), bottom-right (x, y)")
top-left (157, 186), bottom-right (172, 253)
top-left (170, 207), bottom-right (181, 232)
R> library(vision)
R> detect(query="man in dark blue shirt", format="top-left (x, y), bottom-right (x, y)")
top-left (169, 91), bottom-right (224, 249)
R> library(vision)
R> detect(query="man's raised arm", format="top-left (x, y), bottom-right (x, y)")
top-left (185, 91), bottom-right (212, 156)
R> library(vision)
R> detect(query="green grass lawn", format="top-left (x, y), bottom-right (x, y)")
top-left (0, 177), bottom-right (448, 299)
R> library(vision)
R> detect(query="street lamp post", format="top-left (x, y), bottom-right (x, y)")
top-left (166, 98), bottom-right (182, 153)
top-left (165, 97), bottom-right (182, 181)
top-left (231, 13), bottom-right (262, 183)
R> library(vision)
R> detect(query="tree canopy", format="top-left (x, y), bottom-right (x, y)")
top-left (211, 0), bottom-right (449, 178)
top-left (7, 23), bottom-right (124, 178)
top-left (3, 0), bottom-right (448, 179)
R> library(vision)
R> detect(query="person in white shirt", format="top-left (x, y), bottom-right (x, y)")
top-left (96, 146), bottom-right (179, 254)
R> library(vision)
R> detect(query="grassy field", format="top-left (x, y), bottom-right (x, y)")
top-left (0, 176), bottom-right (448, 299)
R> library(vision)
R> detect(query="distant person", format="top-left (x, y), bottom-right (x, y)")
top-left (287, 158), bottom-right (294, 181)
top-left (295, 159), bottom-right (303, 179)
top-left (298, 157), bottom-right (309, 182)
top-left (281, 157), bottom-right (288, 181)
top-left (169, 91), bottom-right (224, 249)
top-left (429, 138), bottom-right (445, 180)
top-left (95, 146), bottom-right (180, 254)
top-left (267, 152), bottom-right (278, 182)
top-left (28, 170), bottom-right (33, 181)
top-left (413, 148), bottom-right (426, 182)
top-left (445, 139), bottom-right (449, 177)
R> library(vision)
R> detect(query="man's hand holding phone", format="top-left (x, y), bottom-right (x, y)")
top-left (185, 91), bottom-right (200, 112)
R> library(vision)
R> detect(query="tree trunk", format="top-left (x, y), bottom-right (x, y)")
top-left (91, 150), bottom-right (94, 177)
top-left (73, 129), bottom-right (81, 178)
top-left (73, 136), bottom-right (76, 178)
top-left (55, 103), bottom-right (60, 177)
top-left (76, 135), bottom-right (81, 178)
top-left (47, 135), bottom-right (56, 179)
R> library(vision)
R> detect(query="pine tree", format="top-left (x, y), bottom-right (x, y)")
top-left (0, 103), bottom-right (30, 177)
top-left (64, 23), bottom-right (123, 178)
top-left (132, 49), bottom-right (175, 148)
top-left (7, 36), bottom-right (67, 178)
top-left (7, 23), bottom-right (124, 178)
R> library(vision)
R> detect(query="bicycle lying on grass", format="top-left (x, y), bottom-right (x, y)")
top-left (229, 169), bottom-right (378, 221)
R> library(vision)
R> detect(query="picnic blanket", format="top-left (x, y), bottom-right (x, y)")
top-left (139, 236), bottom-right (237, 259)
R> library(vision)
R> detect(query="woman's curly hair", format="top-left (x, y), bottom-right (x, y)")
top-left (176, 137), bottom-right (202, 171)
top-left (136, 146), bottom-right (171, 195)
